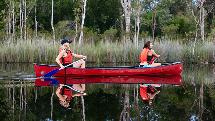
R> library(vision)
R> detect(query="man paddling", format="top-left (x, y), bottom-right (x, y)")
top-left (139, 41), bottom-right (161, 67)
top-left (56, 84), bottom-right (86, 108)
top-left (56, 39), bottom-right (87, 69)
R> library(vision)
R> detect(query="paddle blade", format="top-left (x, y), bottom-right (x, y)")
top-left (44, 78), bottom-right (59, 85)
top-left (44, 69), bottom-right (60, 77)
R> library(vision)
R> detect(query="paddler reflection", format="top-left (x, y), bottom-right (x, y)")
top-left (56, 83), bottom-right (86, 108)
top-left (139, 84), bottom-right (161, 105)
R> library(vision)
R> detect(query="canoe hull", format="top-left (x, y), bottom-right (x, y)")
top-left (34, 62), bottom-right (182, 77)
top-left (35, 75), bottom-right (182, 85)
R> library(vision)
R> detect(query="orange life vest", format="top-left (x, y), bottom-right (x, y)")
top-left (59, 48), bottom-right (73, 64)
top-left (139, 48), bottom-right (149, 63)
top-left (60, 87), bottom-right (73, 101)
top-left (140, 86), bottom-right (149, 101)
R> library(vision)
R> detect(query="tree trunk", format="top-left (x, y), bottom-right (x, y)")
top-left (81, 96), bottom-right (86, 121)
top-left (119, 85), bottom-right (130, 121)
top-left (78, 0), bottom-right (87, 45)
top-left (199, 0), bottom-right (205, 42)
top-left (152, 8), bottom-right (157, 43)
top-left (8, 1), bottom-right (12, 40)
top-left (133, 0), bottom-right (141, 48)
top-left (12, 1), bottom-right (15, 41)
top-left (199, 80), bottom-right (204, 120)
top-left (24, 0), bottom-right (27, 40)
top-left (50, 87), bottom-right (54, 120)
top-left (121, 0), bottom-right (131, 42)
top-left (20, 0), bottom-right (23, 40)
top-left (35, 0), bottom-right (38, 38)
top-left (51, 0), bottom-right (55, 42)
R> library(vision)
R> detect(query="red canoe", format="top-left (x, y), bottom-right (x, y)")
top-left (34, 62), bottom-right (182, 77)
top-left (35, 75), bottom-right (182, 86)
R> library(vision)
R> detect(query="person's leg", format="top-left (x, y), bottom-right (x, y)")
top-left (73, 60), bottom-right (85, 68)
top-left (72, 84), bottom-right (85, 92)
top-left (150, 63), bottom-right (161, 67)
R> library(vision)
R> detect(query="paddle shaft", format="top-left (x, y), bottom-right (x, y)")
top-left (63, 85), bottom-right (84, 94)
top-left (61, 57), bottom-right (86, 69)
top-left (44, 58), bottom-right (86, 77)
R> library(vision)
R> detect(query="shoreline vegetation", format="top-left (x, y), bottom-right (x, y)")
top-left (0, 37), bottom-right (214, 64)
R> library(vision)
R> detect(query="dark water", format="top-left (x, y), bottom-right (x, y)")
top-left (0, 63), bottom-right (215, 121)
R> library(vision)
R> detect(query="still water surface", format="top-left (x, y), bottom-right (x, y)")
top-left (0, 63), bottom-right (215, 121)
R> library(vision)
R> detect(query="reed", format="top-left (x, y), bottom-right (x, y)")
top-left (0, 38), bottom-right (214, 63)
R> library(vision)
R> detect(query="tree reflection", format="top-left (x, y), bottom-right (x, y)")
top-left (120, 85), bottom-right (130, 121)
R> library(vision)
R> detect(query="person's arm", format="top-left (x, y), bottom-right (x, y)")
top-left (72, 93), bottom-right (87, 97)
top-left (72, 53), bottom-right (87, 59)
top-left (149, 91), bottom-right (160, 100)
top-left (56, 84), bottom-right (66, 101)
top-left (56, 50), bottom-right (65, 69)
top-left (151, 49), bottom-right (160, 58)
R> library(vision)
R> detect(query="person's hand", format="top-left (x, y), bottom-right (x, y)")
top-left (82, 56), bottom-right (87, 60)
top-left (60, 65), bottom-right (65, 69)
top-left (157, 55), bottom-right (160, 58)
top-left (60, 84), bottom-right (64, 88)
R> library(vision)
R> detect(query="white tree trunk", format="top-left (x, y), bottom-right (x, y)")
top-left (12, 1), bottom-right (15, 40)
top-left (8, 1), bottom-right (12, 40)
top-left (121, 0), bottom-right (131, 42)
top-left (199, 0), bottom-right (205, 42)
top-left (119, 88), bottom-right (130, 121)
top-left (78, 0), bottom-right (87, 45)
top-left (81, 96), bottom-right (86, 121)
top-left (20, 0), bottom-right (23, 40)
top-left (35, 0), bottom-right (38, 37)
top-left (24, 0), bottom-right (27, 40)
top-left (51, 0), bottom-right (55, 42)
top-left (152, 8), bottom-right (157, 42)
top-left (135, 0), bottom-right (141, 48)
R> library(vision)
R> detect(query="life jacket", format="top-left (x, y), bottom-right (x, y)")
top-left (140, 86), bottom-right (149, 101)
top-left (140, 48), bottom-right (149, 63)
top-left (60, 87), bottom-right (73, 101)
top-left (140, 85), bottom-right (156, 101)
top-left (59, 48), bottom-right (73, 64)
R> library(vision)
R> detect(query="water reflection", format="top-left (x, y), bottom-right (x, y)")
top-left (139, 84), bottom-right (161, 105)
top-left (1, 63), bottom-right (215, 120)
top-left (34, 76), bottom-right (182, 121)
top-left (56, 84), bottom-right (86, 108)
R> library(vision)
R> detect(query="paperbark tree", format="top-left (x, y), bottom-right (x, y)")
top-left (119, 86), bottom-right (130, 121)
top-left (34, 0), bottom-right (38, 37)
top-left (199, 0), bottom-right (205, 42)
top-left (12, 1), bottom-right (15, 40)
top-left (133, 0), bottom-right (142, 48)
top-left (20, 0), bottom-right (23, 40)
top-left (151, 0), bottom-right (159, 43)
top-left (24, 0), bottom-right (27, 40)
top-left (121, 0), bottom-right (131, 42)
top-left (78, 0), bottom-right (87, 45)
top-left (51, 0), bottom-right (55, 42)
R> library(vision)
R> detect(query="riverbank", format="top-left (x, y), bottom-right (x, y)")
top-left (0, 38), bottom-right (214, 63)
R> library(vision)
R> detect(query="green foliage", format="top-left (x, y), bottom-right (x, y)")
top-left (85, 0), bottom-right (121, 33)
top-left (55, 20), bottom-right (76, 40)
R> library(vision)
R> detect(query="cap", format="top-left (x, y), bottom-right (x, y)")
top-left (61, 39), bottom-right (71, 45)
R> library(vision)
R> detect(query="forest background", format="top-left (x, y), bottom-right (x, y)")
top-left (0, 0), bottom-right (215, 64)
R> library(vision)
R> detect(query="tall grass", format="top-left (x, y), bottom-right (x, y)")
top-left (0, 38), bottom-right (214, 63)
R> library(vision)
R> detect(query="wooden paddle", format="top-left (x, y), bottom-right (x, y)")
top-left (44, 58), bottom-right (86, 77)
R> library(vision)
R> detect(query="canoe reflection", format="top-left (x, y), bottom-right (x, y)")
top-left (35, 75), bottom-right (182, 86)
